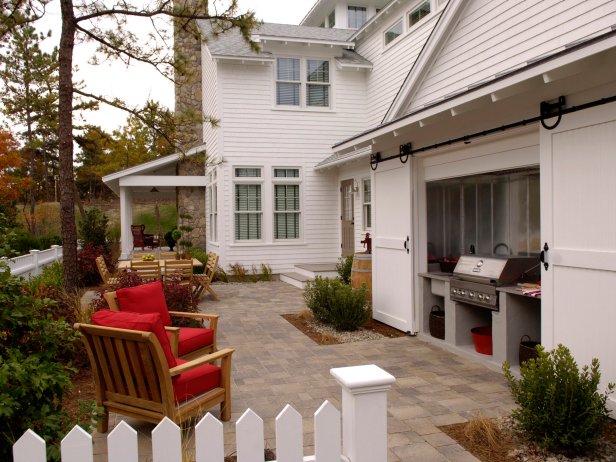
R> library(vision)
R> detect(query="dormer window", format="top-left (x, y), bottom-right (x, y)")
top-left (348, 6), bottom-right (367, 29)
top-left (276, 58), bottom-right (331, 109)
top-left (409, 0), bottom-right (431, 28)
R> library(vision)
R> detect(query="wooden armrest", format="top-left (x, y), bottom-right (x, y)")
top-left (168, 311), bottom-right (219, 321)
top-left (165, 326), bottom-right (180, 356)
top-left (169, 348), bottom-right (234, 376)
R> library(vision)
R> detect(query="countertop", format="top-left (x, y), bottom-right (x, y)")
top-left (418, 272), bottom-right (454, 281)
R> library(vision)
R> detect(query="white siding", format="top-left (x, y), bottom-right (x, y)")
top-left (408, 0), bottom-right (616, 111)
top-left (202, 48), bottom-right (220, 161)
top-left (355, 3), bottom-right (444, 128)
top-left (216, 58), bottom-right (369, 272)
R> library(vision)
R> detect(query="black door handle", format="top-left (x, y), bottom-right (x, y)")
top-left (403, 236), bottom-right (410, 254)
top-left (540, 242), bottom-right (549, 270)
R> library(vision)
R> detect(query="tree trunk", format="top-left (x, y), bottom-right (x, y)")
top-left (59, 0), bottom-right (78, 291)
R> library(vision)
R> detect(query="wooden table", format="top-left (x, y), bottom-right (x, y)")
top-left (117, 258), bottom-right (203, 270)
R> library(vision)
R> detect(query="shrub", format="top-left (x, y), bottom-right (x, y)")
top-left (336, 255), bottom-right (354, 285)
top-left (229, 263), bottom-right (248, 282)
top-left (260, 264), bottom-right (273, 281)
top-left (304, 276), bottom-right (370, 331)
top-left (188, 247), bottom-right (208, 274)
top-left (0, 264), bottom-right (80, 461)
top-left (503, 344), bottom-right (614, 454)
top-left (78, 208), bottom-right (109, 248)
top-left (77, 243), bottom-right (111, 286)
top-left (163, 275), bottom-right (200, 327)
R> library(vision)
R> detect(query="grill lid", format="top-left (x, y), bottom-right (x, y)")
top-left (452, 255), bottom-right (539, 286)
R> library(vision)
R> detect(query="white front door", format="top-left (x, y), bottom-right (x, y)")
top-left (541, 101), bottom-right (616, 414)
top-left (372, 161), bottom-right (414, 332)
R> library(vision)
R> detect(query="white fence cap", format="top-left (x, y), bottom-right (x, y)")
top-left (330, 364), bottom-right (395, 393)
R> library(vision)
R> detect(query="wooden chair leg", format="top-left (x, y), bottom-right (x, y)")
top-left (98, 409), bottom-right (109, 433)
top-left (207, 285), bottom-right (219, 301)
top-left (220, 399), bottom-right (231, 421)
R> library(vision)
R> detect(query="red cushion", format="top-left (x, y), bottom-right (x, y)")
top-left (91, 310), bottom-right (177, 368)
top-left (173, 358), bottom-right (221, 403)
top-left (167, 327), bottom-right (214, 357)
top-left (116, 281), bottom-right (172, 326)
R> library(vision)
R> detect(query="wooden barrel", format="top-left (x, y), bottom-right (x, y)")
top-left (351, 253), bottom-right (372, 301)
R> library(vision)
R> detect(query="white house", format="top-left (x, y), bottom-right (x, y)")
top-left (105, 0), bottom-right (616, 413)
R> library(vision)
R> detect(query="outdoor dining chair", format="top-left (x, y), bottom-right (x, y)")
top-left (193, 252), bottom-right (220, 301)
top-left (103, 281), bottom-right (218, 360)
top-left (76, 311), bottom-right (233, 432)
top-left (164, 259), bottom-right (193, 286)
top-left (95, 256), bottom-right (120, 287)
top-left (129, 259), bottom-right (161, 281)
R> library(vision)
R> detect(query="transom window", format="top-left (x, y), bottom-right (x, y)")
top-left (385, 19), bottom-right (403, 46)
top-left (274, 168), bottom-right (301, 240)
top-left (348, 6), bottom-right (367, 29)
top-left (409, 0), bottom-right (431, 27)
top-left (276, 58), bottom-right (330, 108)
top-left (234, 167), bottom-right (262, 241)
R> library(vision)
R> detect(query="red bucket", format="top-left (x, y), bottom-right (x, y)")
top-left (471, 326), bottom-right (492, 355)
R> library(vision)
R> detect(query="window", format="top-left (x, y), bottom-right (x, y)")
top-left (363, 179), bottom-right (372, 229)
top-left (306, 60), bottom-right (330, 107)
top-left (275, 58), bottom-right (331, 109)
top-left (234, 168), bottom-right (262, 240)
top-left (274, 168), bottom-right (301, 239)
top-left (207, 171), bottom-right (218, 242)
top-left (328, 10), bottom-right (336, 28)
top-left (385, 19), bottom-right (403, 45)
top-left (409, 0), bottom-right (431, 27)
top-left (276, 58), bottom-right (300, 106)
top-left (348, 6), bottom-right (367, 28)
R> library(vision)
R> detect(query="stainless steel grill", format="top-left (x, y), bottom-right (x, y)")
top-left (449, 255), bottom-right (539, 310)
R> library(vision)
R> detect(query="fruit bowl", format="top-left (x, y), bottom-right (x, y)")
top-left (142, 254), bottom-right (156, 261)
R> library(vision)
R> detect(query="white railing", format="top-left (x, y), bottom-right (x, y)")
top-left (12, 365), bottom-right (395, 462)
top-left (1, 245), bottom-right (63, 278)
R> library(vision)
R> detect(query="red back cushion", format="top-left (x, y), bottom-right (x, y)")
top-left (116, 281), bottom-right (172, 326)
top-left (92, 310), bottom-right (177, 368)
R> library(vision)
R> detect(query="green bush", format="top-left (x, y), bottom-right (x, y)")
top-left (26, 261), bottom-right (64, 292)
top-left (0, 264), bottom-right (80, 461)
top-left (188, 247), bottom-right (208, 274)
top-left (336, 255), bottom-right (354, 284)
top-left (503, 344), bottom-right (614, 454)
top-left (304, 276), bottom-right (370, 331)
top-left (78, 208), bottom-right (109, 248)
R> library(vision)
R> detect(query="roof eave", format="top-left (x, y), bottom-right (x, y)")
top-left (253, 35), bottom-right (354, 48)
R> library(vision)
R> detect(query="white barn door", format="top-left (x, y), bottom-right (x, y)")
top-left (372, 161), bottom-right (414, 332)
top-left (541, 101), bottom-right (616, 414)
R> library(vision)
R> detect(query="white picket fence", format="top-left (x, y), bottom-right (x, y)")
top-left (12, 364), bottom-right (396, 462)
top-left (1, 245), bottom-right (63, 277)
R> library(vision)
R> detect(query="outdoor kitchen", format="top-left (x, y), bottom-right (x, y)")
top-left (419, 168), bottom-right (542, 368)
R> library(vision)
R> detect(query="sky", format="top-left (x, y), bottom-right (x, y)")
top-left (23, 0), bottom-right (317, 133)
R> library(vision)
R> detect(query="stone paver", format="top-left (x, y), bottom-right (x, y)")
top-left (92, 281), bottom-right (514, 460)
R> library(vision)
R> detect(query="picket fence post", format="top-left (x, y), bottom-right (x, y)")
top-left (331, 364), bottom-right (396, 462)
top-left (30, 249), bottom-right (41, 276)
top-left (12, 429), bottom-right (46, 462)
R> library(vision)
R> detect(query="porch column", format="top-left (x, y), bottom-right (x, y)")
top-left (119, 186), bottom-right (134, 260)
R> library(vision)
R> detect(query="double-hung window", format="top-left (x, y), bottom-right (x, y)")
top-left (207, 170), bottom-right (218, 242)
top-left (348, 6), bottom-right (367, 28)
top-left (276, 58), bottom-right (330, 108)
top-left (409, 0), bottom-right (431, 27)
top-left (274, 168), bottom-right (301, 240)
top-left (363, 179), bottom-right (372, 229)
top-left (234, 167), bottom-right (262, 241)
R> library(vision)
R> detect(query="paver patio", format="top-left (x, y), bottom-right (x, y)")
top-left (92, 280), bottom-right (515, 461)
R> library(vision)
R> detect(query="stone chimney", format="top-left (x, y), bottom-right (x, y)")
top-left (174, 0), bottom-right (206, 250)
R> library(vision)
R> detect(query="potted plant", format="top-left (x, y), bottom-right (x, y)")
top-left (164, 229), bottom-right (177, 251)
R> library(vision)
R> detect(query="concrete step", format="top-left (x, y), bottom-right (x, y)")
top-left (294, 263), bottom-right (338, 279)
top-left (279, 272), bottom-right (312, 289)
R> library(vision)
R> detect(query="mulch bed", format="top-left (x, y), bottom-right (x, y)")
top-left (281, 313), bottom-right (406, 345)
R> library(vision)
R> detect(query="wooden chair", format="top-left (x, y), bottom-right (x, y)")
top-left (193, 252), bottom-right (220, 301)
top-left (104, 285), bottom-right (218, 360)
top-left (129, 259), bottom-right (161, 281)
top-left (131, 224), bottom-right (158, 250)
top-left (159, 251), bottom-right (178, 260)
top-left (96, 256), bottom-right (119, 287)
top-left (164, 259), bottom-right (193, 286)
top-left (75, 321), bottom-right (233, 432)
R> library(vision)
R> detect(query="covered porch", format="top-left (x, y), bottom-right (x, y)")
top-left (102, 145), bottom-right (207, 260)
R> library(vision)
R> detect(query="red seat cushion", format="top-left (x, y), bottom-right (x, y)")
top-left (168, 327), bottom-right (214, 357)
top-left (173, 358), bottom-right (221, 403)
top-left (91, 310), bottom-right (177, 368)
top-left (116, 281), bottom-right (172, 326)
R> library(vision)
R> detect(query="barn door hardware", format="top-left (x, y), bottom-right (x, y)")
top-left (540, 96), bottom-right (566, 130)
top-left (539, 242), bottom-right (549, 271)
top-left (403, 235), bottom-right (410, 254)
top-left (399, 143), bottom-right (412, 164)
top-left (370, 152), bottom-right (381, 171)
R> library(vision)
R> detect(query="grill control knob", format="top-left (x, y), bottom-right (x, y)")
top-left (469, 292), bottom-right (475, 298)
top-left (478, 294), bottom-right (484, 300)
top-left (460, 290), bottom-right (466, 296)
top-left (452, 289), bottom-right (457, 295)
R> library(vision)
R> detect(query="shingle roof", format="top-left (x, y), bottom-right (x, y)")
top-left (199, 21), bottom-right (355, 58)
top-left (336, 49), bottom-right (372, 68)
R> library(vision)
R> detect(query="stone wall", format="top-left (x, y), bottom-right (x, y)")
top-left (174, 0), bottom-right (206, 249)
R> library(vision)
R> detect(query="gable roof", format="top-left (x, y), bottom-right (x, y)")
top-left (199, 21), bottom-right (356, 59)
top-left (382, 0), bottom-right (467, 122)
